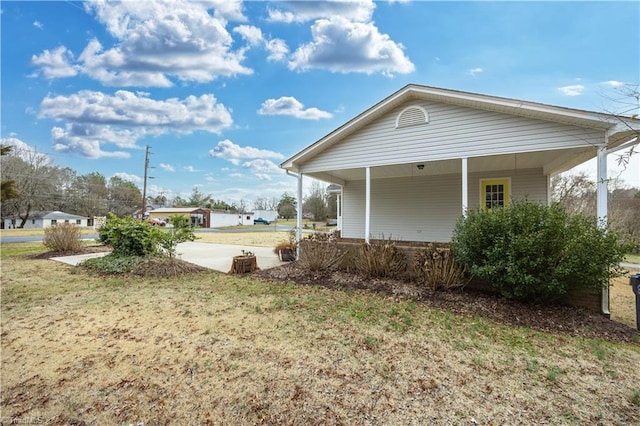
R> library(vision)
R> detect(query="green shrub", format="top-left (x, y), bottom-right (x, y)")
top-left (413, 243), bottom-right (469, 292)
top-left (43, 223), bottom-right (82, 252)
top-left (157, 214), bottom-right (196, 258)
top-left (98, 213), bottom-right (162, 257)
top-left (354, 236), bottom-right (407, 279)
top-left (452, 200), bottom-right (628, 303)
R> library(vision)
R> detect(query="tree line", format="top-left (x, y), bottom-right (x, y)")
top-left (1, 145), bottom-right (143, 228)
top-left (552, 172), bottom-right (640, 253)
top-left (0, 144), bottom-right (338, 228)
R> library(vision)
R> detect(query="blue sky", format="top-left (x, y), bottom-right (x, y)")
top-left (1, 0), bottom-right (639, 207)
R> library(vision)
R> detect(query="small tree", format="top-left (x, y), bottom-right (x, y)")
top-left (452, 200), bottom-right (628, 303)
top-left (157, 214), bottom-right (196, 258)
top-left (278, 192), bottom-right (297, 219)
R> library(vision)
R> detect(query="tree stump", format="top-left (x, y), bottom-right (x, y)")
top-left (229, 254), bottom-right (258, 274)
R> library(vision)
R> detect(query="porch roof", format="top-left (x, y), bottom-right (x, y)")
top-left (281, 84), bottom-right (640, 178)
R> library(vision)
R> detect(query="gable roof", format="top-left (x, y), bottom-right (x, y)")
top-left (150, 207), bottom-right (203, 214)
top-left (281, 84), bottom-right (640, 171)
top-left (23, 211), bottom-right (88, 220)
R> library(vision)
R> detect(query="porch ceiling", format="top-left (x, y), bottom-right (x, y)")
top-left (304, 146), bottom-right (595, 184)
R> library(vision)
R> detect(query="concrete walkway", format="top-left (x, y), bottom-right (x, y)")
top-left (50, 241), bottom-right (285, 273)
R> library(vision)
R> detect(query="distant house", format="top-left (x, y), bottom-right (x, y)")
top-left (3, 211), bottom-right (89, 229)
top-left (132, 204), bottom-right (162, 219)
top-left (148, 207), bottom-right (211, 227)
top-left (212, 211), bottom-right (254, 227)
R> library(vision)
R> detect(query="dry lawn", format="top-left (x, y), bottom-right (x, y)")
top-left (610, 268), bottom-right (640, 328)
top-left (2, 246), bottom-right (640, 425)
top-left (194, 230), bottom-right (292, 247)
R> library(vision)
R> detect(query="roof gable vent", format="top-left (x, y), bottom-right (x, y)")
top-left (395, 106), bottom-right (429, 129)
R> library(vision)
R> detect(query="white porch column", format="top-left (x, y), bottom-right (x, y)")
top-left (461, 157), bottom-right (468, 216)
top-left (596, 143), bottom-right (610, 316)
top-left (365, 166), bottom-right (371, 244)
top-left (296, 172), bottom-right (303, 259)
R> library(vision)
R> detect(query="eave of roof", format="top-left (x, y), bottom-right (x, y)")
top-left (280, 84), bottom-right (640, 171)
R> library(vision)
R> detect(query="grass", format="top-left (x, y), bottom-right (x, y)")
top-left (625, 253), bottom-right (640, 264)
top-left (2, 241), bottom-right (640, 424)
top-left (0, 227), bottom-right (98, 238)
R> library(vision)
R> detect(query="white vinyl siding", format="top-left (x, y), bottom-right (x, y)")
top-left (301, 100), bottom-right (603, 173)
top-left (342, 174), bottom-right (462, 243)
top-left (342, 168), bottom-right (547, 242)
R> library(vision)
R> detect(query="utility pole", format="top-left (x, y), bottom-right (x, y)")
top-left (141, 145), bottom-right (151, 219)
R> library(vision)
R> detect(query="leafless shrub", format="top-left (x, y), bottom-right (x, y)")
top-left (43, 223), bottom-right (82, 253)
top-left (298, 232), bottom-right (346, 272)
top-left (414, 243), bottom-right (469, 292)
top-left (273, 229), bottom-right (297, 255)
top-left (353, 235), bottom-right (407, 279)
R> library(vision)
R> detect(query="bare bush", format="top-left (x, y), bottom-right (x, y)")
top-left (298, 232), bottom-right (345, 272)
top-left (414, 243), bottom-right (468, 293)
top-left (353, 236), bottom-right (407, 279)
top-left (43, 223), bottom-right (82, 253)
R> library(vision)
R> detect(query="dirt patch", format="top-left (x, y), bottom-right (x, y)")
top-left (255, 263), bottom-right (640, 344)
top-left (128, 256), bottom-right (209, 277)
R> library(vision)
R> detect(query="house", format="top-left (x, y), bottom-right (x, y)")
top-left (281, 84), bottom-right (640, 314)
top-left (211, 210), bottom-right (254, 227)
top-left (148, 207), bottom-right (211, 227)
top-left (3, 211), bottom-right (89, 229)
top-left (132, 204), bottom-right (162, 219)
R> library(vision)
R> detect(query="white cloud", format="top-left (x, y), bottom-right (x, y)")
top-left (159, 163), bottom-right (175, 172)
top-left (268, 0), bottom-right (376, 23)
top-left (265, 38), bottom-right (289, 62)
top-left (112, 172), bottom-right (142, 183)
top-left (242, 159), bottom-right (283, 180)
top-left (0, 137), bottom-right (51, 164)
top-left (39, 90), bottom-right (233, 159)
top-left (467, 67), bottom-right (483, 77)
top-left (233, 25), bottom-right (288, 63)
top-left (209, 139), bottom-right (284, 166)
top-left (233, 25), bottom-right (263, 46)
top-left (33, 21), bottom-right (43, 29)
top-left (183, 166), bottom-right (200, 172)
top-left (31, 46), bottom-right (78, 78)
top-left (258, 96), bottom-right (333, 120)
top-left (288, 16), bottom-right (414, 76)
top-left (602, 80), bottom-right (626, 87)
top-left (31, 1), bottom-right (252, 87)
top-left (51, 126), bottom-right (131, 159)
top-left (558, 85), bottom-right (585, 96)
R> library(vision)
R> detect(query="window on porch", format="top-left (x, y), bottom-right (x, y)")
top-left (481, 178), bottom-right (510, 209)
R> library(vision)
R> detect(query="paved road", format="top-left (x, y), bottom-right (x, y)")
top-left (1, 235), bottom-right (100, 243)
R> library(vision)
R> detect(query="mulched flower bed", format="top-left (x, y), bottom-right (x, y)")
top-left (255, 263), bottom-right (640, 345)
